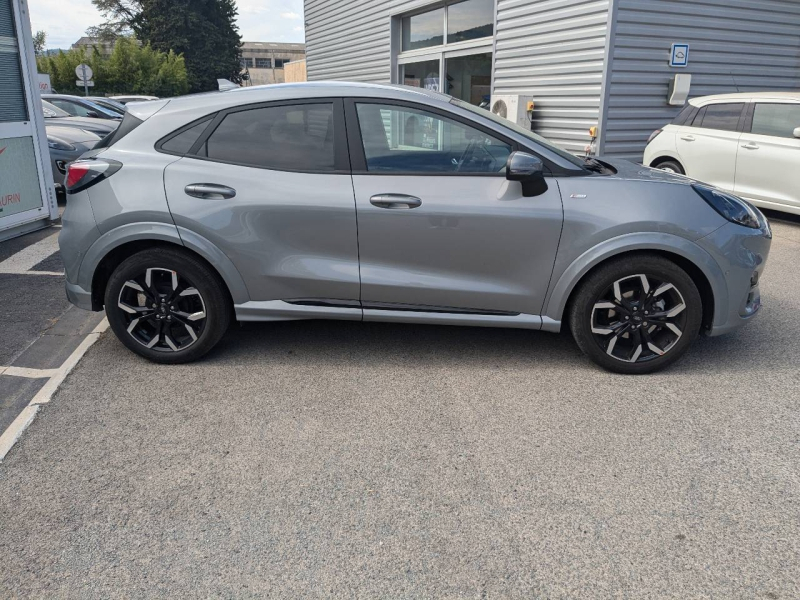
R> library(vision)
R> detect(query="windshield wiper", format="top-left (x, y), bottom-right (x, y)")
top-left (584, 157), bottom-right (607, 173)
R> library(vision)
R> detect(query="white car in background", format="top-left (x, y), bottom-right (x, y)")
top-left (644, 93), bottom-right (800, 216)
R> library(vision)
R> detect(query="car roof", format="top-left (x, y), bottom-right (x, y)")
top-left (690, 92), bottom-right (800, 106)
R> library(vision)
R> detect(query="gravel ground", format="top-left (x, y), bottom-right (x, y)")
top-left (0, 219), bottom-right (798, 599)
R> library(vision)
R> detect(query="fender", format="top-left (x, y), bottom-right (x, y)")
top-left (78, 221), bottom-right (251, 305)
top-left (645, 150), bottom-right (682, 168)
top-left (541, 232), bottom-right (728, 331)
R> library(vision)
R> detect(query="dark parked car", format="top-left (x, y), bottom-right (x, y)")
top-left (42, 101), bottom-right (119, 139)
top-left (88, 97), bottom-right (127, 116)
top-left (45, 125), bottom-right (101, 198)
top-left (42, 94), bottom-right (122, 120)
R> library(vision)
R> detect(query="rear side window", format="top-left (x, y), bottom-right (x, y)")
top-left (93, 112), bottom-right (143, 150)
top-left (671, 104), bottom-right (696, 126)
top-left (204, 103), bottom-right (335, 171)
top-left (693, 103), bottom-right (744, 132)
top-left (751, 103), bottom-right (800, 138)
top-left (160, 118), bottom-right (212, 154)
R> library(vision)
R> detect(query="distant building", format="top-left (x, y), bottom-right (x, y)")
top-left (240, 42), bottom-right (306, 86)
top-left (71, 37), bottom-right (116, 59)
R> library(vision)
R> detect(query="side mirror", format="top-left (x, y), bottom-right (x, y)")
top-left (87, 111), bottom-right (99, 118)
top-left (506, 151), bottom-right (548, 197)
top-left (793, 127), bottom-right (800, 139)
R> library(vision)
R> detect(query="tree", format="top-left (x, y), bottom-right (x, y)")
top-left (33, 30), bottom-right (47, 55)
top-left (91, 0), bottom-right (242, 93)
top-left (36, 39), bottom-right (189, 97)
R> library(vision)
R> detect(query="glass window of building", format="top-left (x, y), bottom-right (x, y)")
top-left (447, 0), bottom-right (495, 44)
top-left (255, 58), bottom-right (271, 68)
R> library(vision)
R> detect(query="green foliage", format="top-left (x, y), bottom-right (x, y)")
top-left (36, 38), bottom-right (189, 97)
top-left (33, 31), bottom-right (47, 55)
top-left (91, 0), bottom-right (243, 93)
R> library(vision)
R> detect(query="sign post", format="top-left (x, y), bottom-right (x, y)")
top-left (75, 63), bottom-right (93, 96)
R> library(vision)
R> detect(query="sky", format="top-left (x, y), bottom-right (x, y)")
top-left (28, 0), bottom-right (306, 50)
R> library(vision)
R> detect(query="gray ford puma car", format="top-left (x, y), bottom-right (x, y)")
top-left (59, 82), bottom-right (772, 374)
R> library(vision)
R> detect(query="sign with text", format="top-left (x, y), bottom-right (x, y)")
top-left (0, 136), bottom-right (44, 220)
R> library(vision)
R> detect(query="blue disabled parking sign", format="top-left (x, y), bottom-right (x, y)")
top-left (670, 43), bottom-right (689, 68)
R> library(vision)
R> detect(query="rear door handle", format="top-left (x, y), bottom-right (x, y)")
top-left (370, 194), bottom-right (422, 209)
top-left (741, 142), bottom-right (760, 150)
top-left (680, 135), bottom-right (695, 142)
top-left (185, 183), bottom-right (237, 200)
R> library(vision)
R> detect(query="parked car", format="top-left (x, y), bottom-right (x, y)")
top-left (88, 96), bottom-right (127, 116)
top-left (45, 125), bottom-right (101, 198)
top-left (644, 92), bottom-right (800, 216)
top-left (42, 101), bottom-right (119, 139)
top-left (42, 94), bottom-right (122, 120)
top-left (60, 83), bottom-right (772, 374)
top-left (109, 95), bottom-right (160, 104)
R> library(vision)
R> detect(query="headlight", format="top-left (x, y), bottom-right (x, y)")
top-left (692, 185), bottom-right (762, 230)
top-left (47, 136), bottom-right (76, 151)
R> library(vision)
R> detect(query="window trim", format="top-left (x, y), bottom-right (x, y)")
top-left (155, 98), bottom-right (350, 175)
top-left (344, 97), bottom-right (569, 177)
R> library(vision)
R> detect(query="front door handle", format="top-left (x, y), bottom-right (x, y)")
top-left (185, 183), bottom-right (237, 200)
top-left (741, 142), bottom-right (760, 150)
top-left (370, 194), bottom-right (422, 209)
top-left (680, 135), bottom-right (696, 142)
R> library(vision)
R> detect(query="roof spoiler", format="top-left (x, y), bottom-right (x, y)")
top-left (218, 79), bottom-right (240, 91)
top-left (125, 99), bottom-right (170, 121)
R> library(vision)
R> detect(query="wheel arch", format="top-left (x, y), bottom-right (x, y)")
top-left (544, 233), bottom-right (726, 334)
top-left (649, 154), bottom-right (684, 171)
top-left (80, 223), bottom-right (250, 311)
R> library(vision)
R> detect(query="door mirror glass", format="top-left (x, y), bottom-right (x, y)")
top-left (506, 151), bottom-right (548, 197)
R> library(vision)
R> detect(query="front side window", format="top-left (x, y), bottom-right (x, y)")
top-left (694, 103), bottom-right (744, 132)
top-left (51, 99), bottom-right (88, 117)
top-left (205, 103), bottom-right (335, 171)
top-left (751, 103), bottom-right (800, 138)
top-left (356, 103), bottom-right (511, 173)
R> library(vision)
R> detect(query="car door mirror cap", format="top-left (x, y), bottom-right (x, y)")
top-left (793, 126), bottom-right (800, 139)
top-left (506, 151), bottom-right (548, 197)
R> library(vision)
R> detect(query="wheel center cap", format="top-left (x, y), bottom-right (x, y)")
top-left (633, 315), bottom-right (643, 322)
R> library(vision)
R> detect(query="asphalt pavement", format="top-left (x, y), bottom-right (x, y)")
top-left (0, 216), bottom-right (798, 598)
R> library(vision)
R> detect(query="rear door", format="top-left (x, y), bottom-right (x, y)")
top-left (162, 99), bottom-right (361, 304)
top-left (675, 102), bottom-right (746, 191)
top-left (346, 99), bottom-right (563, 318)
top-left (734, 101), bottom-right (800, 211)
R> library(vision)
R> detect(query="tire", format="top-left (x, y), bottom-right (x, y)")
top-left (654, 159), bottom-right (685, 175)
top-left (104, 247), bottom-right (231, 364)
top-left (569, 254), bottom-right (703, 375)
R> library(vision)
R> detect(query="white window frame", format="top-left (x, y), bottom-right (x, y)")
top-left (393, 0), bottom-right (495, 94)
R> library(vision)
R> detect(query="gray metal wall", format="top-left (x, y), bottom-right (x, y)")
top-left (603, 0), bottom-right (800, 161)
top-left (493, 0), bottom-right (610, 155)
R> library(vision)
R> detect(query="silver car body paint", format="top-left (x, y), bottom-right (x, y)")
top-left (60, 82), bottom-right (771, 339)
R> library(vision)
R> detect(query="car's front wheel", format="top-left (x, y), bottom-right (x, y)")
top-left (105, 248), bottom-right (231, 363)
top-left (569, 255), bottom-right (703, 374)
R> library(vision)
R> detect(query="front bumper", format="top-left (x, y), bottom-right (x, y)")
top-left (697, 220), bottom-right (772, 337)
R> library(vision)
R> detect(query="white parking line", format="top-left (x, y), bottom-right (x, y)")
top-left (0, 232), bottom-right (63, 276)
top-left (0, 318), bottom-right (109, 461)
top-left (0, 366), bottom-right (60, 379)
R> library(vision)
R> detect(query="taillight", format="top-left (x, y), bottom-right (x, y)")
top-left (647, 129), bottom-right (663, 144)
top-left (65, 159), bottom-right (122, 194)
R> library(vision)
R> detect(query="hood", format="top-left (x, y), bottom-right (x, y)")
top-left (595, 157), bottom-right (699, 186)
top-left (42, 116), bottom-right (119, 136)
top-left (45, 124), bottom-right (101, 145)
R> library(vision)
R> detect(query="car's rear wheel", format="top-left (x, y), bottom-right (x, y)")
top-left (105, 248), bottom-right (231, 363)
top-left (654, 159), bottom-right (684, 175)
top-left (569, 255), bottom-right (703, 374)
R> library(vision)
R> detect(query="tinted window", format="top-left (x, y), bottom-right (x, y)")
top-left (696, 103), bottom-right (743, 132)
top-left (402, 7), bottom-right (444, 51)
top-left (751, 103), bottom-right (800, 138)
top-left (205, 103), bottom-right (335, 171)
top-left (161, 118), bottom-right (212, 154)
top-left (356, 103), bottom-right (511, 173)
top-left (671, 104), bottom-right (696, 126)
top-left (447, 0), bottom-right (494, 43)
top-left (50, 99), bottom-right (90, 117)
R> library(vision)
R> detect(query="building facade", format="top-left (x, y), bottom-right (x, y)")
top-left (303, 0), bottom-right (800, 161)
top-left (240, 42), bottom-right (306, 86)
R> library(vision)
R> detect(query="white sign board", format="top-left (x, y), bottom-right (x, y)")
top-left (670, 44), bottom-right (689, 68)
top-left (0, 137), bottom-right (45, 219)
top-left (37, 73), bottom-right (52, 93)
top-left (76, 80), bottom-right (95, 87)
top-left (75, 64), bottom-right (93, 80)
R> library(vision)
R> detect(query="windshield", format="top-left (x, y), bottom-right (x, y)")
top-left (41, 100), bottom-right (70, 118)
top-left (451, 98), bottom-right (586, 168)
top-left (81, 100), bottom-right (123, 118)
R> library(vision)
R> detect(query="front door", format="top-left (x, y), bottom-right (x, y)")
top-left (163, 99), bottom-right (360, 303)
top-left (735, 101), bottom-right (800, 211)
top-left (347, 100), bottom-right (563, 317)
